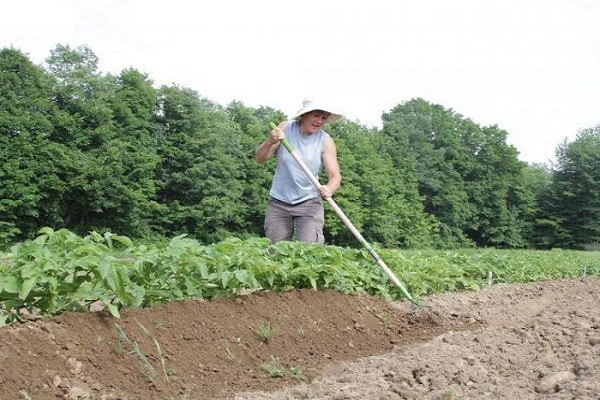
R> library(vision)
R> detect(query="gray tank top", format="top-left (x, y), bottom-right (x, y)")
top-left (269, 120), bottom-right (328, 204)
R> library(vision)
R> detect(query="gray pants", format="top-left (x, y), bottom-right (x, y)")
top-left (265, 197), bottom-right (325, 244)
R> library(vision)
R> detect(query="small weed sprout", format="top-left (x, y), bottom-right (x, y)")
top-left (19, 390), bottom-right (32, 400)
top-left (177, 384), bottom-right (198, 400)
top-left (441, 389), bottom-right (462, 400)
top-left (115, 323), bottom-right (156, 383)
top-left (224, 344), bottom-right (235, 360)
top-left (225, 337), bottom-right (246, 363)
top-left (289, 365), bottom-right (304, 382)
top-left (114, 321), bottom-right (172, 384)
top-left (250, 320), bottom-right (276, 343)
top-left (260, 357), bottom-right (304, 380)
top-left (115, 337), bottom-right (125, 356)
top-left (135, 319), bottom-right (170, 382)
top-left (261, 356), bottom-right (285, 378)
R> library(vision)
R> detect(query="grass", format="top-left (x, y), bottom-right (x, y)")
top-left (441, 389), bottom-right (463, 400)
top-left (250, 319), bottom-right (277, 343)
top-left (261, 356), bottom-right (285, 378)
top-left (114, 321), bottom-right (172, 384)
top-left (289, 365), bottom-right (304, 382)
top-left (260, 357), bottom-right (304, 381)
top-left (18, 390), bottom-right (32, 400)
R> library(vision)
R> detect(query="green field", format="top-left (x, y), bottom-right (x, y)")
top-left (1, 228), bottom-right (598, 326)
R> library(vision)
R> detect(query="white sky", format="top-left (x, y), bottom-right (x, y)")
top-left (3, 0), bottom-right (599, 164)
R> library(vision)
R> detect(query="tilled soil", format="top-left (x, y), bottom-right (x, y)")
top-left (0, 276), bottom-right (598, 399)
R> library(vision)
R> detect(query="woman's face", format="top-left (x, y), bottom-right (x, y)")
top-left (300, 110), bottom-right (331, 134)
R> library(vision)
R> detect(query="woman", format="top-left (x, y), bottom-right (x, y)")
top-left (255, 98), bottom-right (343, 244)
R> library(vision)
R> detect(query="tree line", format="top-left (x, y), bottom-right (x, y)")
top-left (1, 45), bottom-right (599, 250)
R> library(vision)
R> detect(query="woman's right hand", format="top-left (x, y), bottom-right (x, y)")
top-left (268, 121), bottom-right (288, 144)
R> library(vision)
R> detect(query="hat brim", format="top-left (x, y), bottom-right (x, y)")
top-left (293, 107), bottom-right (343, 124)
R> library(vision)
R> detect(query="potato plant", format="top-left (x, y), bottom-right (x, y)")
top-left (1, 228), bottom-right (598, 326)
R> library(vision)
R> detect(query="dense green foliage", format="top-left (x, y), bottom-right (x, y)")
top-left (1, 228), bottom-right (598, 326)
top-left (542, 126), bottom-right (600, 249)
top-left (1, 45), bottom-right (599, 249)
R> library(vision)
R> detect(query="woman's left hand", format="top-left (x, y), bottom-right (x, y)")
top-left (318, 185), bottom-right (333, 198)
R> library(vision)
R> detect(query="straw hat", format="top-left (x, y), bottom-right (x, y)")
top-left (293, 98), bottom-right (343, 124)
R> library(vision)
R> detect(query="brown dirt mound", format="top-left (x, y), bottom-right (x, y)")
top-left (1, 277), bottom-right (598, 400)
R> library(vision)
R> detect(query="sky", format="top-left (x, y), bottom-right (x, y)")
top-left (3, 0), bottom-right (599, 164)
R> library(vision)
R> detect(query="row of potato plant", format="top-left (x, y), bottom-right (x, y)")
top-left (1, 227), bottom-right (598, 326)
